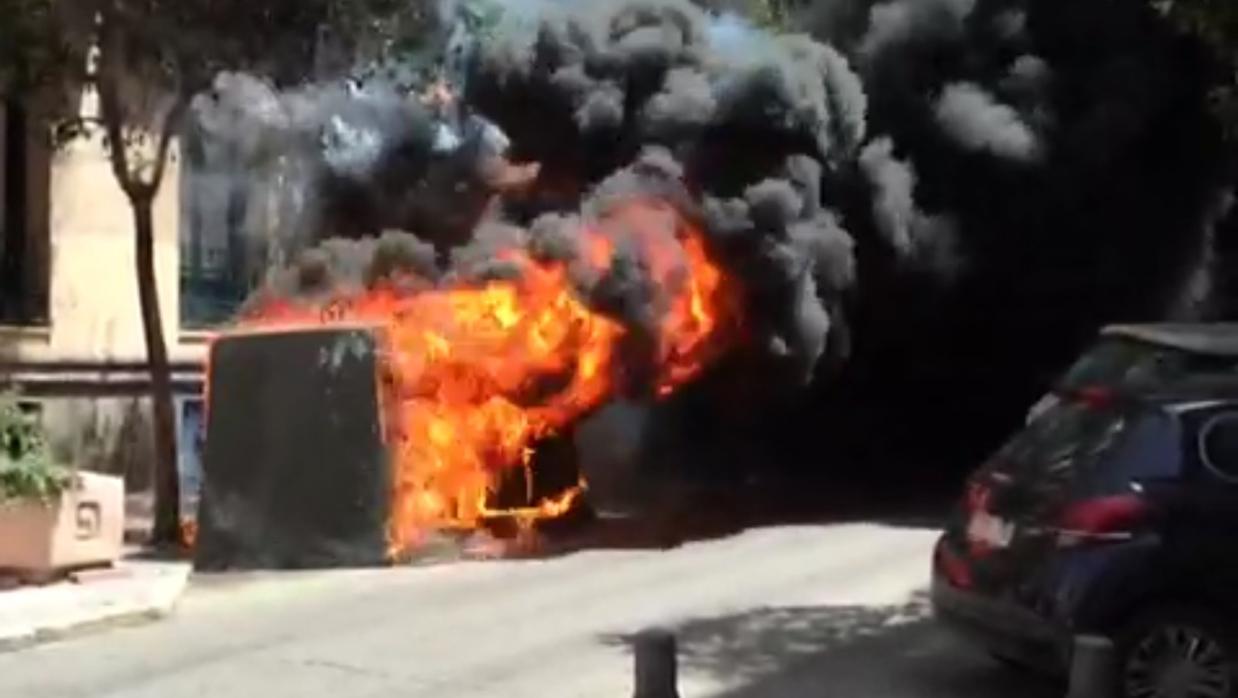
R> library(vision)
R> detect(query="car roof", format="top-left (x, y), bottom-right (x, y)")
top-left (1102, 323), bottom-right (1238, 357)
top-left (1111, 372), bottom-right (1238, 408)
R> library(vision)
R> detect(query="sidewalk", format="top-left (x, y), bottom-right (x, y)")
top-left (0, 550), bottom-right (191, 652)
top-left (0, 489), bottom-right (193, 652)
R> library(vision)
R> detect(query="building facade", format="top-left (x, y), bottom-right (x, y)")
top-left (0, 96), bottom-right (211, 494)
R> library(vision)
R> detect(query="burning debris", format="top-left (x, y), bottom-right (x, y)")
top-left (461, 0), bottom-right (868, 377)
top-left (192, 0), bottom-right (874, 560)
top-left (189, 0), bottom-right (1235, 563)
top-left (216, 151), bottom-right (736, 558)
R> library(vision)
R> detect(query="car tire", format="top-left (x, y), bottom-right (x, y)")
top-left (1116, 605), bottom-right (1238, 698)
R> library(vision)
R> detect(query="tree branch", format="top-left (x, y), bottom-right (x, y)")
top-left (95, 8), bottom-right (138, 199)
top-left (137, 96), bottom-right (186, 198)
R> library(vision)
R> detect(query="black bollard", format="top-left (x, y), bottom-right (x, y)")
top-left (633, 628), bottom-right (680, 698)
top-left (1067, 635), bottom-right (1118, 698)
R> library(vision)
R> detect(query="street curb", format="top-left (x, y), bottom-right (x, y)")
top-left (0, 562), bottom-right (191, 653)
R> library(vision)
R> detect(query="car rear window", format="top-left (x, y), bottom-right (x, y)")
top-left (986, 401), bottom-right (1124, 487)
top-left (971, 402), bottom-right (1126, 519)
top-left (986, 401), bottom-right (1181, 492)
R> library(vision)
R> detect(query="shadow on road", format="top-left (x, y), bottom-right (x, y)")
top-left (522, 475), bottom-right (956, 560)
top-left (605, 593), bottom-right (1061, 698)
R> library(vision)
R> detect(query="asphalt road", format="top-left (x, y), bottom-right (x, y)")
top-left (0, 522), bottom-right (1060, 698)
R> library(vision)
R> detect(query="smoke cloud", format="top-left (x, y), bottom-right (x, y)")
top-left (185, 0), bottom-right (1234, 481)
top-left (193, 0), bottom-right (876, 385)
top-left (858, 0), bottom-right (976, 60)
top-left (933, 82), bottom-right (1041, 163)
top-left (799, 0), bottom-right (1229, 478)
top-left (858, 135), bottom-right (961, 274)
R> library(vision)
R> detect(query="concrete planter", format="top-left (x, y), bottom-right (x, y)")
top-left (0, 472), bottom-right (125, 576)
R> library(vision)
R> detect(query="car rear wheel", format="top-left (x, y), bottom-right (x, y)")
top-left (1118, 607), bottom-right (1238, 698)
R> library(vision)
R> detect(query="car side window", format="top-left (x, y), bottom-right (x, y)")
top-left (1198, 413), bottom-right (1238, 484)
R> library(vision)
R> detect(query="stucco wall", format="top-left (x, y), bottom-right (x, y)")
top-left (0, 131), bottom-right (206, 365)
top-left (0, 106), bottom-right (208, 487)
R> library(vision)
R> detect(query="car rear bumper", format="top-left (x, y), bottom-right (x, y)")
top-left (930, 570), bottom-right (1068, 674)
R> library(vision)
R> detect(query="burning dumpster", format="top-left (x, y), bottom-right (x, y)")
top-left (193, 194), bottom-right (735, 570)
top-left (195, 326), bottom-right (394, 570)
top-left (195, 323), bottom-right (595, 570)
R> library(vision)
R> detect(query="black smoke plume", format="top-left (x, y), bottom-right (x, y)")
top-left (195, 0), bottom-right (870, 385)
top-left (186, 0), bottom-right (1234, 491)
top-left (793, 0), bottom-right (1230, 486)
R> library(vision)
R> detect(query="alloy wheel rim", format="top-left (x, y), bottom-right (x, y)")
top-left (1124, 624), bottom-right (1232, 698)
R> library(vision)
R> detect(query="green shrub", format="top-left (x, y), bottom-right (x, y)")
top-left (0, 391), bottom-right (73, 503)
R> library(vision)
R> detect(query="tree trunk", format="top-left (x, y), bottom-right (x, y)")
top-left (132, 194), bottom-right (181, 544)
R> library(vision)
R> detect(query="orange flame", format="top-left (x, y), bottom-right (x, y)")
top-left (218, 198), bottom-right (734, 558)
top-left (180, 518), bottom-right (198, 549)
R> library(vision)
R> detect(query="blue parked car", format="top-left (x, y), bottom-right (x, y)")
top-left (932, 324), bottom-right (1238, 698)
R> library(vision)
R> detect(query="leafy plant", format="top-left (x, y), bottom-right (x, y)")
top-left (0, 392), bottom-right (73, 504)
top-left (747, 0), bottom-right (793, 32)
